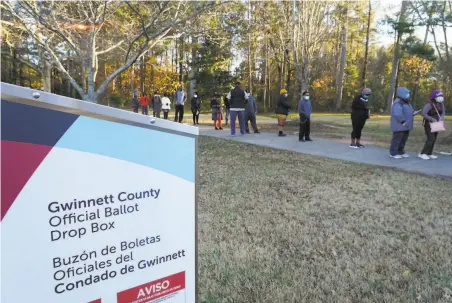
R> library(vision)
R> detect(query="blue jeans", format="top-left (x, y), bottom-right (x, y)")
top-left (230, 111), bottom-right (245, 135)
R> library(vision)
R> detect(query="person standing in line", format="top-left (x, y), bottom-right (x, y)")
top-left (350, 88), bottom-right (371, 148)
top-left (152, 91), bottom-right (162, 118)
top-left (139, 93), bottom-right (150, 115)
top-left (227, 82), bottom-right (248, 136)
top-left (275, 89), bottom-right (291, 137)
top-left (174, 86), bottom-right (186, 123)
top-left (191, 92), bottom-right (201, 125)
top-left (418, 89), bottom-right (446, 160)
top-left (161, 93), bottom-right (171, 120)
top-left (244, 89), bottom-right (260, 134)
top-left (132, 91), bottom-right (140, 113)
top-left (224, 94), bottom-right (231, 126)
top-left (298, 91), bottom-right (313, 142)
top-left (211, 93), bottom-right (223, 130)
top-left (389, 87), bottom-right (414, 159)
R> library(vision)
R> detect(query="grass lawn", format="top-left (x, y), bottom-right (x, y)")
top-left (258, 114), bottom-right (452, 153)
top-left (198, 136), bottom-right (452, 303)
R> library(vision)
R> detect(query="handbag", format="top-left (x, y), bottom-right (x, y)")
top-left (430, 103), bottom-right (446, 133)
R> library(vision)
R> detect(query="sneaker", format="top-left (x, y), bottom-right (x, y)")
top-left (417, 154), bottom-right (430, 160)
top-left (305, 138), bottom-right (313, 142)
top-left (390, 154), bottom-right (403, 159)
top-left (299, 138), bottom-right (305, 142)
top-left (219, 127), bottom-right (223, 130)
top-left (400, 153), bottom-right (410, 158)
top-left (246, 130), bottom-right (250, 134)
top-left (356, 143), bottom-right (364, 148)
top-left (278, 133), bottom-right (287, 137)
top-left (254, 130), bottom-right (260, 134)
top-left (429, 154), bottom-right (438, 159)
top-left (349, 144), bottom-right (359, 149)
top-left (215, 127), bottom-right (219, 130)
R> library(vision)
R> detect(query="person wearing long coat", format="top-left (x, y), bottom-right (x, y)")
top-left (389, 87), bottom-right (414, 159)
top-left (275, 89), bottom-right (291, 137)
top-left (191, 92), bottom-right (201, 125)
top-left (211, 93), bottom-right (223, 130)
top-left (152, 91), bottom-right (162, 118)
top-left (418, 89), bottom-right (446, 160)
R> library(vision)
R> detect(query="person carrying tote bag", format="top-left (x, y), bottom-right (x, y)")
top-left (419, 89), bottom-right (446, 160)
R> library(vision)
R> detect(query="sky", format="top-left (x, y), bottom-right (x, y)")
top-left (231, 0), bottom-right (450, 72)
top-left (373, 0), bottom-right (448, 46)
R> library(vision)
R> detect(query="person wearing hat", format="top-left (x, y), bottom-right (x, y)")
top-left (275, 88), bottom-right (291, 137)
top-left (226, 81), bottom-right (248, 135)
top-left (298, 91), bottom-right (313, 142)
top-left (389, 87), bottom-right (414, 159)
top-left (418, 89), bottom-right (446, 160)
top-left (350, 87), bottom-right (372, 148)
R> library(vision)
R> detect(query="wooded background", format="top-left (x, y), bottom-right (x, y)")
top-left (1, 0), bottom-right (451, 113)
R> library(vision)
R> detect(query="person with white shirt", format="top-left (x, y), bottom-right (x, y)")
top-left (161, 93), bottom-right (171, 120)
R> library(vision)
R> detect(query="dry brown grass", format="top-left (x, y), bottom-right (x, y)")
top-left (258, 115), bottom-right (452, 153)
top-left (198, 136), bottom-right (452, 303)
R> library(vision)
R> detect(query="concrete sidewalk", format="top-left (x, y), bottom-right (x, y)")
top-left (199, 127), bottom-right (452, 179)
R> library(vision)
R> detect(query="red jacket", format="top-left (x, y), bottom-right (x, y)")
top-left (139, 96), bottom-right (150, 106)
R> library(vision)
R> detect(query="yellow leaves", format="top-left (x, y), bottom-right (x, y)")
top-left (312, 75), bottom-right (333, 89)
top-left (403, 269), bottom-right (410, 277)
top-left (401, 56), bottom-right (433, 77)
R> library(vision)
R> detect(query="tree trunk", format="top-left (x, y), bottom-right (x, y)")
top-left (441, 2), bottom-right (450, 63)
top-left (140, 54), bottom-right (146, 93)
top-left (67, 50), bottom-right (72, 97)
top-left (286, 49), bottom-right (290, 90)
top-left (189, 36), bottom-right (198, 99)
top-left (336, 7), bottom-right (348, 111)
top-left (130, 64), bottom-right (134, 96)
top-left (248, 0), bottom-right (252, 92)
top-left (386, 1), bottom-right (409, 113)
top-left (179, 36), bottom-right (184, 84)
top-left (263, 36), bottom-right (268, 111)
top-left (38, 45), bottom-right (51, 92)
top-left (411, 16), bottom-right (430, 108)
top-left (361, 0), bottom-right (371, 88)
top-left (12, 44), bottom-right (17, 85)
top-left (300, 56), bottom-right (309, 93)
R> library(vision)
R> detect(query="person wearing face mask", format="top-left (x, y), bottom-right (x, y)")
top-left (418, 89), bottom-right (446, 160)
top-left (350, 88), bottom-right (371, 148)
top-left (389, 87), bottom-right (415, 159)
top-left (191, 92), bottom-right (201, 125)
top-left (275, 89), bottom-right (291, 137)
top-left (298, 91), bottom-right (313, 142)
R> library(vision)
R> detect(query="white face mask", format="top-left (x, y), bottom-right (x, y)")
top-left (436, 96), bottom-right (444, 103)
top-left (194, 95), bottom-right (198, 98)
top-left (284, 94), bottom-right (288, 97)
top-left (304, 96), bottom-right (310, 100)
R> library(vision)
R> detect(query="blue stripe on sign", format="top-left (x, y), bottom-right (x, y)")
top-left (1, 100), bottom-right (79, 147)
top-left (55, 116), bottom-right (195, 183)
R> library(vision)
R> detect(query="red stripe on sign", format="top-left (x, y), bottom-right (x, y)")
top-left (1, 141), bottom-right (53, 221)
top-left (117, 272), bottom-right (185, 303)
top-left (88, 300), bottom-right (101, 303)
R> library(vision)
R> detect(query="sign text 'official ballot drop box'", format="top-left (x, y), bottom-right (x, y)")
top-left (1, 83), bottom-right (198, 303)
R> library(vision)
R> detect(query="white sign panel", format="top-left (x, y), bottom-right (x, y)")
top-left (1, 83), bottom-right (198, 303)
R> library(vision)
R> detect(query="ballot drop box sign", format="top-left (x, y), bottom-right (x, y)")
top-left (1, 83), bottom-right (198, 303)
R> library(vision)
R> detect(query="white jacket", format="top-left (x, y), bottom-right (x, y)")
top-left (161, 97), bottom-right (171, 110)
